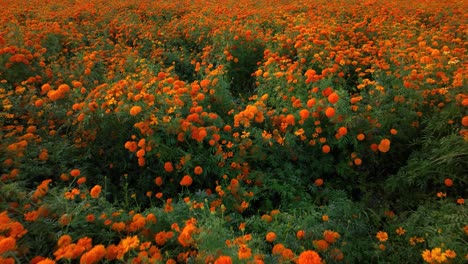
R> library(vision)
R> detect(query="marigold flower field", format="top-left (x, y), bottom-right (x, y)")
top-left (0, 0), bottom-right (467, 263)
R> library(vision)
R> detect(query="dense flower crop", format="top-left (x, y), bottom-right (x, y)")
top-left (0, 0), bottom-right (466, 262)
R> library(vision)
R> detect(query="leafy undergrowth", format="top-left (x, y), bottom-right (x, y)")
top-left (0, 0), bottom-right (467, 263)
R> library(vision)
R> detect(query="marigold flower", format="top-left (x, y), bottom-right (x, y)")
top-left (297, 250), bottom-right (322, 264)
top-left (80, 245), bottom-right (106, 264)
top-left (57, 235), bottom-right (72, 248)
top-left (164, 162), bottom-right (174, 173)
top-left (238, 244), bottom-right (252, 259)
top-left (180, 175), bottom-right (193, 187)
top-left (281, 248), bottom-right (295, 261)
top-left (330, 248), bottom-right (344, 261)
top-left (155, 231), bottom-right (172, 246)
top-left (272, 243), bottom-right (285, 255)
top-left (261, 214), bottom-right (272, 222)
top-left (154, 176), bottom-right (163, 186)
top-left (395, 227), bottom-right (406, 236)
top-left (0, 237), bottom-right (16, 254)
top-left (327, 92), bottom-right (339, 104)
top-left (299, 109), bottom-right (310, 119)
top-left (86, 214), bottom-right (95, 222)
top-left (457, 198), bottom-right (465, 205)
top-left (129, 105), bottom-right (142, 116)
top-left (356, 133), bottom-right (366, 141)
top-left (322, 145), bottom-right (330, 153)
top-left (35, 99), bottom-right (44, 107)
top-left (376, 231), bottom-right (388, 242)
top-left (194, 166), bottom-right (203, 175)
top-left (214, 256), bottom-right (232, 264)
top-left (265, 232), bottom-right (276, 243)
top-left (462, 116), bottom-right (468, 127)
top-left (314, 178), bottom-right (324, 187)
top-left (37, 258), bottom-right (55, 264)
top-left (70, 169), bottom-right (80, 177)
top-left (90, 185), bottom-right (102, 199)
top-left (323, 230), bottom-right (340, 244)
top-left (377, 139), bottom-right (391, 153)
top-left (313, 239), bottom-right (329, 251)
top-left (297, 230), bottom-right (306, 240)
top-left (325, 107), bottom-right (335, 118)
top-left (116, 236), bottom-right (140, 259)
top-left (445, 249), bottom-right (456, 258)
top-left (77, 177), bottom-right (86, 185)
top-left (337, 126), bottom-right (347, 136)
top-left (444, 178), bottom-right (453, 187)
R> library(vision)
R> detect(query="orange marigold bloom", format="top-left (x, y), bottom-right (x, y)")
top-left (214, 256), bottom-right (232, 264)
top-left (116, 236), bottom-right (140, 260)
top-left (299, 109), bottom-right (310, 119)
top-left (297, 250), bottom-right (322, 264)
top-left (0, 237), bottom-right (16, 254)
top-left (70, 169), bottom-right (80, 177)
top-left (124, 141), bottom-right (138, 152)
top-left (154, 176), bottom-right (163, 186)
top-left (457, 198), bottom-right (465, 205)
top-left (111, 222), bottom-right (126, 232)
top-left (105, 244), bottom-right (118, 261)
top-left (35, 99), bottom-right (44, 107)
top-left (265, 232), bottom-right (276, 243)
top-left (444, 178), bottom-right (453, 187)
top-left (80, 245), bottom-right (106, 264)
top-left (238, 244), bottom-right (252, 259)
top-left (36, 258), bottom-right (55, 264)
top-left (77, 177), bottom-right (87, 185)
top-left (261, 214), bottom-right (272, 222)
top-left (377, 139), bottom-right (391, 153)
top-left (281, 248), bottom-right (295, 261)
top-left (155, 231), bottom-right (172, 246)
top-left (314, 178), bottom-right (324, 187)
top-left (462, 116), bottom-right (468, 127)
top-left (327, 92), bottom-right (339, 104)
top-left (58, 214), bottom-right (72, 226)
top-left (323, 230), bottom-right (340, 244)
top-left (322, 145), bottom-right (331, 153)
top-left (180, 175), bottom-right (193, 187)
top-left (90, 185), bottom-right (102, 199)
top-left (313, 240), bottom-right (329, 251)
top-left (38, 149), bottom-right (49, 161)
top-left (337, 126), bottom-right (347, 136)
top-left (330, 248), bottom-right (344, 261)
top-left (297, 230), bottom-right (306, 240)
top-left (272, 243), bottom-right (285, 255)
top-left (129, 106), bottom-right (142, 116)
top-left (356, 133), bottom-right (365, 141)
top-left (57, 235), bottom-right (72, 248)
top-left (164, 162), bottom-right (174, 173)
top-left (194, 166), bottom-right (203, 175)
top-left (325, 107), bottom-right (335, 118)
top-left (376, 231), bottom-right (388, 242)
top-left (86, 214), bottom-right (95, 222)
